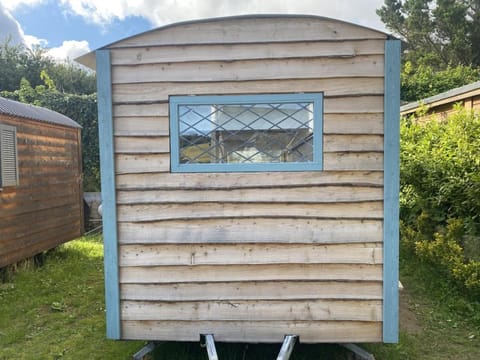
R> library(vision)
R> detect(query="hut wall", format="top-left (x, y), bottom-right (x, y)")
top-left (107, 17), bottom-right (388, 343)
top-left (0, 114), bottom-right (83, 267)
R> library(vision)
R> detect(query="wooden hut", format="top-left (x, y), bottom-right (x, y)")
top-left (401, 80), bottom-right (480, 121)
top-left (0, 97), bottom-right (83, 267)
top-left (77, 15), bottom-right (400, 344)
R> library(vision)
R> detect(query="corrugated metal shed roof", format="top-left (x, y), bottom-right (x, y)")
top-left (0, 96), bottom-right (81, 128)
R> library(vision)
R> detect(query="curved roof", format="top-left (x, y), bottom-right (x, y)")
top-left (76, 14), bottom-right (392, 70)
top-left (0, 96), bottom-right (81, 128)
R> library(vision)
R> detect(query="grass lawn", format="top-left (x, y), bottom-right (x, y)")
top-left (1, 236), bottom-right (479, 359)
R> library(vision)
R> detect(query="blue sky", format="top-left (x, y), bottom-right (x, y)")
top-left (0, 0), bottom-right (387, 61)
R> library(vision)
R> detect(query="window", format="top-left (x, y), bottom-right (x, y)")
top-left (169, 93), bottom-right (323, 172)
top-left (0, 124), bottom-right (19, 187)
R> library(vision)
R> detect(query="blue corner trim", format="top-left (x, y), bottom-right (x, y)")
top-left (383, 40), bottom-right (401, 343)
top-left (169, 93), bottom-right (323, 173)
top-left (96, 50), bottom-right (120, 339)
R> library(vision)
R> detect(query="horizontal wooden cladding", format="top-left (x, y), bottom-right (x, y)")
top-left (112, 78), bottom-right (384, 104)
top-left (111, 56), bottom-right (384, 84)
top-left (0, 220), bottom-right (81, 268)
top-left (119, 243), bottom-right (383, 267)
top-left (115, 154), bottom-right (170, 174)
top-left (324, 113), bottom-right (383, 135)
top-left (120, 263), bottom-right (383, 284)
top-left (121, 320), bottom-right (382, 343)
top-left (114, 117), bottom-right (169, 137)
top-left (1, 193), bottom-right (81, 218)
top-left (324, 135), bottom-right (383, 152)
top-left (117, 201), bottom-right (383, 222)
top-left (117, 186), bottom-right (383, 204)
top-left (111, 40), bottom-right (385, 65)
top-left (116, 171), bottom-right (383, 190)
top-left (118, 218), bottom-right (383, 244)
top-left (121, 299), bottom-right (382, 322)
top-left (114, 136), bottom-right (169, 154)
top-left (121, 280), bottom-right (383, 301)
top-left (1, 183), bottom-right (78, 207)
top-left (112, 96), bottom-right (382, 117)
top-left (324, 152), bottom-right (383, 171)
top-left (109, 17), bottom-right (386, 48)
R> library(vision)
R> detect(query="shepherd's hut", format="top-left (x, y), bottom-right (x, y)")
top-left (0, 97), bottom-right (83, 267)
top-left (76, 15), bottom-right (400, 344)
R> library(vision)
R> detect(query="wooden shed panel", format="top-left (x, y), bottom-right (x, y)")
top-left (111, 56), bottom-right (384, 84)
top-left (114, 136), bottom-right (169, 154)
top-left (119, 243), bottom-right (382, 267)
top-left (121, 320), bottom-right (383, 343)
top-left (121, 299), bottom-right (382, 322)
top-left (116, 171), bottom-right (384, 190)
top-left (117, 201), bottom-right (384, 222)
top-left (112, 78), bottom-right (384, 103)
top-left (121, 281), bottom-right (383, 301)
top-left (324, 135), bottom-right (383, 152)
top-left (324, 152), bottom-right (383, 171)
top-left (109, 17), bottom-right (386, 48)
top-left (118, 218), bottom-right (383, 244)
top-left (114, 116), bottom-right (169, 137)
top-left (111, 39), bottom-right (386, 65)
top-left (115, 154), bottom-right (170, 174)
top-left (324, 113), bottom-right (384, 134)
top-left (120, 264), bottom-right (383, 283)
top-left (117, 186), bottom-right (383, 204)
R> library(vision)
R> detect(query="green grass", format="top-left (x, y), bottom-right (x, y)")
top-left (0, 236), bottom-right (144, 359)
top-left (1, 236), bottom-right (480, 359)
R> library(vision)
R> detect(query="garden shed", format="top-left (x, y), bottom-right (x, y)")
top-left (0, 96), bottom-right (83, 267)
top-left (77, 15), bottom-right (400, 344)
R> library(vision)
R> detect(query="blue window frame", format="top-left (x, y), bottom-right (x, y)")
top-left (169, 93), bottom-right (323, 172)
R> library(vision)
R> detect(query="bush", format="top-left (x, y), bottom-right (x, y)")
top-left (400, 108), bottom-right (480, 297)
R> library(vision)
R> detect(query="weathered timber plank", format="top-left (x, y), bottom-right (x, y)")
top-left (113, 103), bottom-right (168, 117)
top-left (116, 186), bottom-right (383, 204)
top-left (120, 281), bottom-right (383, 301)
top-left (121, 299), bottom-right (382, 321)
top-left (114, 136), bottom-right (169, 153)
top-left (324, 113), bottom-right (383, 134)
top-left (117, 201), bottom-right (384, 222)
top-left (324, 152), bottom-right (383, 171)
top-left (118, 218), bottom-right (383, 244)
top-left (119, 243), bottom-right (383, 266)
top-left (111, 56), bottom-right (384, 84)
top-left (111, 40), bottom-right (385, 65)
top-left (112, 78), bottom-right (384, 103)
top-left (109, 17), bottom-right (386, 48)
top-left (121, 320), bottom-right (383, 343)
top-left (119, 263), bottom-right (383, 283)
top-left (115, 154), bottom-right (170, 174)
top-left (115, 171), bottom-right (384, 190)
top-left (324, 135), bottom-right (383, 152)
top-left (324, 96), bottom-right (383, 114)
top-left (1, 195), bottom-right (81, 218)
top-left (114, 116), bottom-right (169, 136)
top-left (0, 183), bottom-right (78, 205)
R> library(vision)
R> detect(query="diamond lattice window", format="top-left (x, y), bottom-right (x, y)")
top-left (170, 93), bottom-right (323, 172)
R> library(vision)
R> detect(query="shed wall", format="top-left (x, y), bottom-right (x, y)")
top-left (0, 115), bottom-right (83, 267)
top-left (108, 17), bottom-right (387, 343)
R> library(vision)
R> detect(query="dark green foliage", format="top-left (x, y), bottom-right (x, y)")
top-left (0, 39), bottom-right (95, 95)
top-left (400, 109), bottom-right (480, 296)
top-left (377, 0), bottom-right (480, 68)
top-left (401, 62), bottom-right (480, 102)
top-left (378, 1), bottom-right (480, 101)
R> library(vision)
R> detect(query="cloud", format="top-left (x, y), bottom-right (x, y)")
top-left (1, 0), bottom-right (46, 12)
top-left (0, 3), bottom-right (27, 45)
top-left (58, 0), bottom-right (386, 31)
top-left (47, 40), bottom-right (91, 61)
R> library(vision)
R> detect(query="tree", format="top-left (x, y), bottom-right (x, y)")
top-left (0, 39), bottom-right (95, 95)
top-left (377, 0), bottom-right (480, 69)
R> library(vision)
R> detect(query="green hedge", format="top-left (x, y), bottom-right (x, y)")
top-left (400, 107), bottom-right (480, 297)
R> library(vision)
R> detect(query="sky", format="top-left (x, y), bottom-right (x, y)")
top-left (0, 0), bottom-right (387, 62)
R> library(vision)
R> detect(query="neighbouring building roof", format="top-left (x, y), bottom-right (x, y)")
top-left (400, 80), bottom-right (480, 116)
top-left (0, 96), bottom-right (81, 128)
